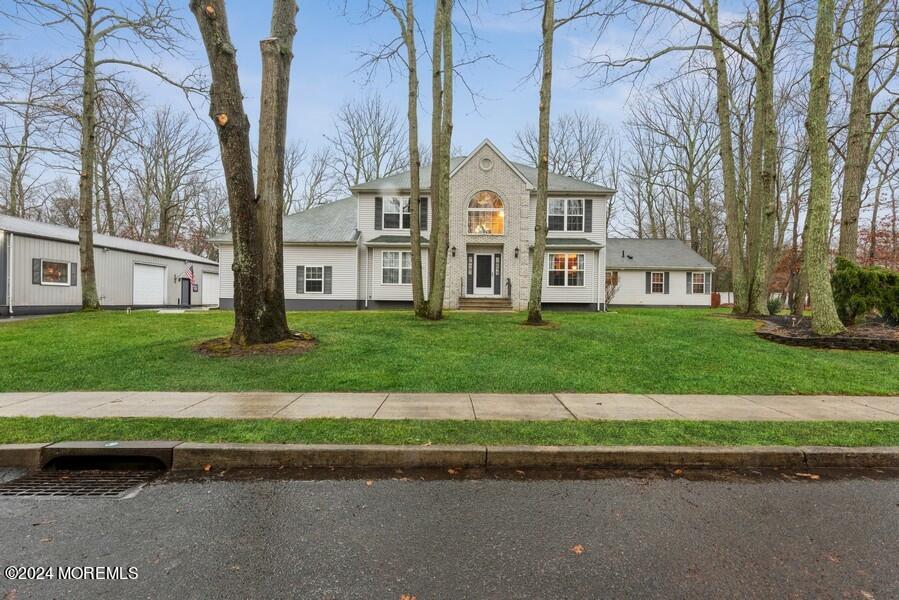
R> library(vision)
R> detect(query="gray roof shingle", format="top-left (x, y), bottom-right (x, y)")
top-left (351, 156), bottom-right (615, 195)
top-left (0, 214), bottom-right (217, 265)
top-left (607, 238), bottom-right (715, 270)
top-left (211, 196), bottom-right (359, 244)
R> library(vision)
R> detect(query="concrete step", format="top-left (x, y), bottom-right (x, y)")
top-left (458, 298), bottom-right (514, 311)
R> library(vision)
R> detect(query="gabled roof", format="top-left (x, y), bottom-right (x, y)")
top-left (607, 238), bottom-right (715, 270)
top-left (211, 196), bottom-right (359, 245)
top-left (449, 139), bottom-right (533, 189)
top-left (0, 214), bottom-right (217, 265)
top-left (350, 143), bottom-right (616, 195)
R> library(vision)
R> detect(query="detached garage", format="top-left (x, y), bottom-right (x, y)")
top-left (1, 214), bottom-right (219, 317)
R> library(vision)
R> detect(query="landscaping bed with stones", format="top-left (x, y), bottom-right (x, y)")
top-left (756, 316), bottom-right (899, 352)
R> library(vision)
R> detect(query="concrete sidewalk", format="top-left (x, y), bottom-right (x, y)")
top-left (0, 391), bottom-right (898, 421)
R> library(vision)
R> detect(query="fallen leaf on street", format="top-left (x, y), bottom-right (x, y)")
top-left (673, 469), bottom-right (684, 476)
top-left (570, 544), bottom-right (585, 555)
top-left (365, 480), bottom-right (373, 487)
top-left (447, 468), bottom-right (459, 475)
top-left (795, 473), bottom-right (820, 480)
top-left (400, 595), bottom-right (417, 600)
top-left (202, 464), bottom-right (213, 472)
top-left (515, 470), bottom-right (526, 476)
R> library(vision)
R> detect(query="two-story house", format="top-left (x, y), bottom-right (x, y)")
top-left (214, 139), bottom-right (715, 311)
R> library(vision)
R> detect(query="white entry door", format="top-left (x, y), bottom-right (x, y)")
top-left (132, 263), bottom-right (166, 305)
top-left (474, 254), bottom-right (494, 295)
top-left (201, 272), bottom-right (220, 305)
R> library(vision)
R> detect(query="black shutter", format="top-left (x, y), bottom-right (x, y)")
top-left (71, 263), bottom-right (78, 287)
top-left (420, 197), bottom-right (428, 231)
top-left (323, 266), bottom-right (332, 294)
top-left (705, 272), bottom-right (711, 294)
top-left (374, 197), bottom-right (383, 230)
top-left (493, 254), bottom-right (501, 295)
top-left (32, 259), bottom-right (41, 284)
top-left (466, 254), bottom-right (474, 295)
top-left (686, 271), bottom-right (692, 294)
top-left (664, 272), bottom-right (670, 294)
top-left (296, 265), bottom-right (305, 294)
top-left (584, 199), bottom-right (593, 233)
top-left (645, 272), bottom-right (651, 294)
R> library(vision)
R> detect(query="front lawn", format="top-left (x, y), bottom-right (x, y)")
top-left (1, 417), bottom-right (896, 447)
top-left (1, 308), bottom-right (898, 395)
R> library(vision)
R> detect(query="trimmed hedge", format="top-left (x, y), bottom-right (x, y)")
top-left (831, 257), bottom-right (899, 325)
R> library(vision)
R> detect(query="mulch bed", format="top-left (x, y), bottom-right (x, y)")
top-left (756, 316), bottom-right (899, 352)
top-left (195, 332), bottom-right (317, 358)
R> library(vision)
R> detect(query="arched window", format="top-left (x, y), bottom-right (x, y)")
top-left (467, 191), bottom-right (504, 235)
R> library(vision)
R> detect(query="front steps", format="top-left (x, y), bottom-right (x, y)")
top-left (458, 297), bottom-right (514, 311)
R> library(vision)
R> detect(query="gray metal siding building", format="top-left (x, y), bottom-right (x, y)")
top-left (1, 215), bottom-right (219, 317)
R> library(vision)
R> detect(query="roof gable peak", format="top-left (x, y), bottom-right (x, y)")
top-left (450, 139), bottom-right (534, 190)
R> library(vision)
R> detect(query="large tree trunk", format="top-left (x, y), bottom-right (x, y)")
top-left (526, 0), bottom-right (554, 325)
top-left (837, 0), bottom-right (883, 261)
top-left (426, 0), bottom-right (452, 320)
top-left (803, 0), bottom-right (844, 335)
top-left (191, 0), bottom-right (294, 345)
top-left (390, 0), bottom-right (427, 317)
top-left (705, 0), bottom-right (747, 314)
top-left (78, 24), bottom-right (101, 311)
top-left (255, 0), bottom-right (297, 341)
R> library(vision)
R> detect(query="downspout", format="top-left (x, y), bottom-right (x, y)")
top-left (7, 232), bottom-right (13, 315)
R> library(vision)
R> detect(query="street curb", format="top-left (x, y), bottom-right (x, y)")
top-left (1, 443), bottom-right (897, 471)
top-left (171, 443), bottom-right (487, 470)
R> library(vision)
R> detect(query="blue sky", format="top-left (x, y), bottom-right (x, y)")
top-left (2, 0), bottom-right (651, 159)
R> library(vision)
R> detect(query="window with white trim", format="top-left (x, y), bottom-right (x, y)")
top-left (548, 253), bottom-right (585, 287)
top-left (651, 272), bottom-right (665, 294)
top-left (467, 191), bottom-right (504, 234)
top-left (382, 251), bottom-right (412, 284)
top-left (383, 197), bottom-right (411, 230)
top-left (41, 260), bottom-right (70, 286)
top-left (692, 272), bottom-right (706, 294)
top-left (304, 266), bottom-right (323, 293)
top-left (548, 199), bottom-right (584, 232)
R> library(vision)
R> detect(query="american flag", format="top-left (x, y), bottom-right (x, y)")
top-left (183, 264), bottom-right (196, 284)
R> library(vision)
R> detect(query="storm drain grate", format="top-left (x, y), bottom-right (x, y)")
top-left (0, 470), bottom-right (159, 498)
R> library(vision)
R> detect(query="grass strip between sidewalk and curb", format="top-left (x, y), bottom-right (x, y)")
top-left (0, 417), bottom-right (897, 447)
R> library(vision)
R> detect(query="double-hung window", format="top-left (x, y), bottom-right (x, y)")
top-left (382, 251), bottom-right (412, 284)
top-left (383, 197), bottom-right (410, 230)
top-left (548, 199), bottom-right (584, 232)
top-left (304, 266), bottom-right (323, 293)
top-left (548, 253), bottom-right (585, 287)
top-left (650, 272), bottom-right (665, 294)
top-left (41, 260), bottom-right (70, 286)
top-left (692, 272), bottom-right (706, 294)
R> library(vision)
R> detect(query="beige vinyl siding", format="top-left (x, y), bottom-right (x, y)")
top-left (11, 234), bottom-right (216, 307)
top-left (610, 269), bottom-right (712, 306)
top-left (284, 246), bottom-right (357, 300)
top-left (541, 250), bottom-right (596, 304)
top-left (369, 248), bottom-right (429, 301)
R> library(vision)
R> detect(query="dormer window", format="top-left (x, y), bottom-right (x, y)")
top-left (468, 191), bottom-right (504, 235)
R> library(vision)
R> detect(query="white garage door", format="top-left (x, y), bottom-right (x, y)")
top-left (132, 263), bottom-right (166, 306)
top-left (201, 272), bottom-right (220, 306)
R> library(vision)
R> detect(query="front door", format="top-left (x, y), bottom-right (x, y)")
top-left (474, 254), bottom-right (494, 295)
top-left (180, 278), bottom-right (191, 307)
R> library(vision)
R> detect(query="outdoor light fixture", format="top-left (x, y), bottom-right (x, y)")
top-left (451, 246), bottom-right (456, 257)
top-left (514, 247), bottom-right (520, 259)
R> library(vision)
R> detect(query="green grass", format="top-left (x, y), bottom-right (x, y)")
top-left (1, 308), bottom-right (898, 395)
top-left (0, 417), bottom-right (896, 447)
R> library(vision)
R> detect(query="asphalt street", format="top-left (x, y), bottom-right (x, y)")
top-left (0, 468), bottom-right (897, 599)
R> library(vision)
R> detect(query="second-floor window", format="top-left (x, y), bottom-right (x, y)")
top-left (548, 199), bottom-right (584, 232)
top-left (468, 191), bottom-right (504, 235)
top-left (383, 197), bottom-right (411, 230)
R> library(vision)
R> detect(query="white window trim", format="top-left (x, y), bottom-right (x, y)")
top-left (547, 253), bottom-right (586, 287)
top-left (382, 197), bottom-right (411, 231)
top-left (40, 259), bottom-right (71, 286)
top-left (381, 250), bottom-right (412, 285)
top-left (650, 271), bottom-right (665, 294)
top-left (304, 265), bottom-right (324, 294)
top-left (548, 198), bottom-right (585, 233)
top-left (467, 193), bottom-right (505, 235)
top-left (692, 272), bottom-right (707, 294)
